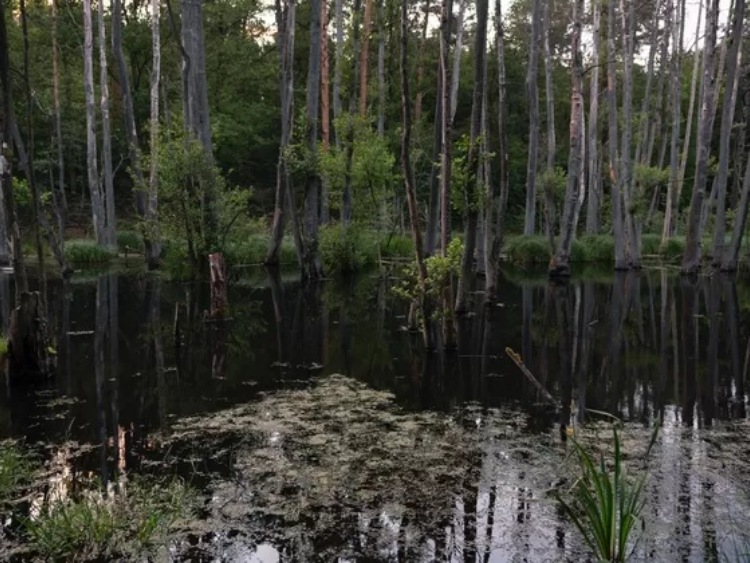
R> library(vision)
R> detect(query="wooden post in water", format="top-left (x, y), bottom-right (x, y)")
top-left (208, 252), bottom-right (227, 320)
top-left (8, 291), bottom-right (52, 383)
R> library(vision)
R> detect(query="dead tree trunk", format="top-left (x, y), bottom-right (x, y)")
top-left (710, 0), bottom-right (745, 265)
top-left (549, 0), bottom-right (584, 277)
top-left (585, 0), bottom-right (601, 235)
top-left (681, 0), bottom-right (719, 274)
top-left (524, 0), bottom-right (542, 236)
top-left (455, 0), bottom-right (488, 313)
top-left (607, 0), bottom-right (627, 269)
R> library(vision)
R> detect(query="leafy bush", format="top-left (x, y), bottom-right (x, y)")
top-left (504, 235), bottom-right (551, 265)
top-left (25, 477), bottom-right (197, 561)
top-left (320, 224), bottom-right (378, 273)
top-left (379, 233), bottom-right (414, 258)
top-left (64, 240), bottom-right (114, 265)
top-left (117, 230), bottom-right (144, 254)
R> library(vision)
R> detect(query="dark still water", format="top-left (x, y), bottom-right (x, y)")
top-left (1, 266), bottom-right (749, 561)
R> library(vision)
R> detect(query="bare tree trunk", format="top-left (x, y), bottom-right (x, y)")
top-left (585, 0), bottom-right (601, 234)
top-left (332, 0), bottom-right (343, 146)
top-left (400, 0), bottom-right (433, 349)
top-left (113, 0), bottom-right (154, 262)
top-left (84, 0), bottom-right (106, 245)
top-left (413, 0), bottom-right (431, 124)
top-left (376, 0), bottom-right (385, 137)
top-left (320, 0), bottom-right (331, 223)
top-left (711, 0), bottom-right (745, 265)
top-left (633, 0), bottom-right (663, 169)
top-left (549, 0), bottom-right (584, 277)
top-left (477, 54), bottom-right (490, 275)
top-left (485, 0), bottom-right (509, 304)
top-left (147, 0), bottom-right (162, 268)
top-left (681, 0), bottom-right (719, 274)
top-left (51, 0), bottom-right (70, 274)
top-left (721, 144), bottom-right (750, 271)
top-left (303, 0), bottom-right (324, 279)
top-left (455, 0), bottom-right (488, 313)
top-left (542, 0), bottom-right (555, 170)
top-left (524, 0), bottom-right (542, 236)
top-left (342, 0), bottom-right (362, 226)
top-left (267, 0), bottom-right (302, 267)
top-left (360, 0), bottom-right (373, 115)
top-left (620, 0), bottom-right (640, 267)
top-left (439, 0), bottom-right (453, 252)
top-left (607, 0), bottom-right (627, 269)
top-left (449, 0), bottom-right (466, 124)
top-left (98, 0), bottom-right (117, 250)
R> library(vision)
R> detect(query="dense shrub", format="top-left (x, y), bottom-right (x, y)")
top-left (576, 235), bottom-right (615, 262)
top-left (65, 240), bottom-right (114, 265)
top-left (320, 224), bottom-right (378, 273)
top-left (379, 233), bottom-right (414, 258)
top-left (659, 237), bottom-right (684, 262)
top-left (504, 236), bottom-right (551, 265)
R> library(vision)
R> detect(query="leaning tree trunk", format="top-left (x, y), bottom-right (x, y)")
top-left (681, 0), bottom-right (720, 275)
top-left (455, 0), bottom-right (488, 313)
top-left (607, 0), bottom-right (627, 269)
top-left (585, 0), bottom-right (601, 235)
top-left (711, 0), bottom-right (745, 265)
top-left (98, 1), bottom-right (117, 250)
top-left (303, 0), bottom-right (324, 279)
top-left (83, 0), bottom-right (106, 246)
top-left (400, 0), bottom-right (432, 349)
top-left (113, 0), bottom-right (155, 264)
top-left (549, 0), bottom-right (584, 278)
top-left (485, 0), bottom-right (509, 304)
top-left (524, 0), bottom-right (542, 236)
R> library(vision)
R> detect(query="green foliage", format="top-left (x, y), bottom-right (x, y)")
top-left (576, 235), bottom-right (615, 262)
top-left (641, 234), bottom-right (662, 255)
top-left (539, 167), bottom-right (567, 202)
top-left (379, 234), bottom-right (414, 258)
top-left (116, 230), bottom-right (144, 254)
top-left (659, 237), bottom-right (685, 262)
top-left (64, 240), bottom-right (115, 265)
top-left (25, 477), bottom-right (197, 560)
top-left (557, 426), bottom-right (658, 562)
top-left (504, 235), bottom-right (551, 265)
top-left (0, 337), bottom-right (7, 356)
top-left (319, 224), bottom-right (379, 274)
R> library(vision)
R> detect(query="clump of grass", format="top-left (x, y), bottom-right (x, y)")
top-left (0, 441), bottom-right (34, 506)
top-left (576, 235), bottom-right (615, 262)
top-left (64, 240), bottom-right (114, 265)
top-left (640, 233), bottom-right (662, 255)
top-left (320, 224), bottom-right (378, 273)
top-left (25, 477), bottom-right (197, 561)
top-left (504, 235), bottom-right (551, 265)
top-left (116, 230), bottom-right (144, 254)
top-left (557, 425), bottom-right (658, 562)
top-left (379, 233), bottom-right (414, 259)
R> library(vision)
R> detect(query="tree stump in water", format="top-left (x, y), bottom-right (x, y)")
top-left (8, 291), bottom-right (52, 383)
top-left (209, 252), bottom-right (227, 320)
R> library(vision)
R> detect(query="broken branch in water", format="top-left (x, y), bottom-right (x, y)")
top-left (505, 347), bottom-right (557, 407)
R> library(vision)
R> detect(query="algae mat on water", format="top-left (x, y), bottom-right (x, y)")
top-left (157, 375), bottom-right (750, 562)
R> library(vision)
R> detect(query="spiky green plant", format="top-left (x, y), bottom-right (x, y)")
top-left (557, 426), bottom-right (658, 562)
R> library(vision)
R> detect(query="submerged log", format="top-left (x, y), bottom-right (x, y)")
top-left (8, 291), bottom-right (53, 383)
top-left (208, 252), bottom-right (227, 320)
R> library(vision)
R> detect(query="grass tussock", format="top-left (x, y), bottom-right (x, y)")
top-left (64, 240), bottom-right (115, 265)
top-left (0, 441), bottom-right (34, 506)
top-left (116, 230), bottom-right (145, 254)
top-left (504, 235), bottom-right (552, 265)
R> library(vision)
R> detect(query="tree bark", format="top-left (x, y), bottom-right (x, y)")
top-left (400, 0), bottom-right (432, 349)
top-left (523, 0), bottom-right (542, 236)
top-left (332, 0), bottom-right (343, 146)
top-left (413, 0), bottom-right (431, 124)
top-left (681, 0), bottom-right (719, 274)
top-left (342, 0), bottom-right (362, 226)
top-left (485, 0), bottom-right (509, 304)
top-left (209, 252), bottom-right (227, 319)
top-left (607, 0), bottom-right (627, 269)
top-left (439, 0), bottom-right (454, 252)
top-left (710, 0), bottom-right (745, 265)
top-left (449, 0), bottom-right (466, 124)
top-left (376, 0), bottom-right (385, 136)
top-left (98, 0), bottom-right (117, 250)
top-left (84, 0), bottom-right (106, 246)
top-left (303, 0), bottom-right (324, 279)
top-left (542, 0), bottom-right (555, 171)
top-left (360, 0), bottom-right (373, 115)
top-left (147, 0), bottom-right (162, 269)
top-left (585, 0), bottom-right (601, 235)
top-left (549, 0), bottom-right (584, 277)
top-left (720, 136), bottom-right (750, 271)
top-left (455, 0), bottom-right (488, 313)
top-left (620, 0), bottom-right (639, 267)
top-left (320, 0), bottom-right (331, 223)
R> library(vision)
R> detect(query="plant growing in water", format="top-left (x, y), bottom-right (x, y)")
top-left (557, 425), bottom-right (658, 562)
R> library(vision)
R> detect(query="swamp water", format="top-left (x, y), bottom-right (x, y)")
top-left (1, 266), bottom-right (749, 561)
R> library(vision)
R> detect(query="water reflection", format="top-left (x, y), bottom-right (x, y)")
top-left (0, 267), bottom-right (748, 560)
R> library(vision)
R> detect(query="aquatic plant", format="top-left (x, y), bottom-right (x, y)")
top-left (64, 240), bottom-right (115, 265)
top-left (116, 230), bottom-right (145, 253)
top-left (25, 476), bottom-right (197, 560)
top-left (504, 235), bottom-right (551, 264)
top-left (659, 237), bottom-right (685, 262)
top-left (319, 223), bottom-right (379, 273)
top-left (557, 426), bottom-right (658, 562)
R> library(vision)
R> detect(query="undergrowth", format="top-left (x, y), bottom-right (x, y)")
top-left (64, 240), bottom-right (115, 265)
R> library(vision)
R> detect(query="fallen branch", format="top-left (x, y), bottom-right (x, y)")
top-left (505, 347), bottom-right (557, 407)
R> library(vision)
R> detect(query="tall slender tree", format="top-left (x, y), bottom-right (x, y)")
top-left (585, 0), bottom-right (601, 235)
top-left (98, 0), bottom-right (117, 250)
top-left (147, 0), bottom-right (162, 269)
top-left (681, 0), bottom-right (720, 274)
top-left (620, 0), bottom-right (639, 267)
top-left (523, 0), bottom-right (542, 236)
top-left (321, 0), bottom-right (331, 223)
top-left (51, 0), bottom-right (69, 274)
top-left (439, 0), bottom-right (453, 252)
top-left (360, 0), bottom-right (373, 115)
